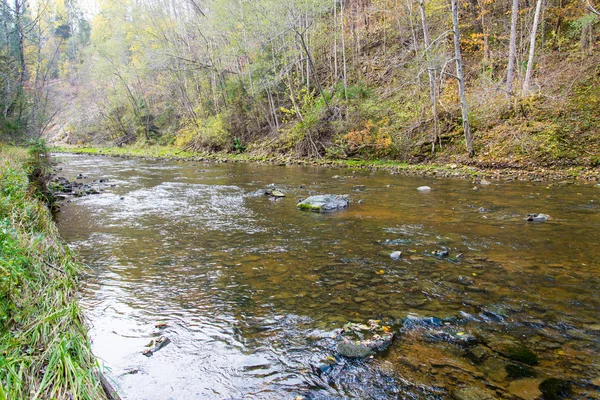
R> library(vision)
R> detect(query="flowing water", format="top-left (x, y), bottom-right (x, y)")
top-left (54, 154), bottom-right (600, 399)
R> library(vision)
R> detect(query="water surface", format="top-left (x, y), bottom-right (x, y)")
top-left (55, 154), bottom-right (600, 399)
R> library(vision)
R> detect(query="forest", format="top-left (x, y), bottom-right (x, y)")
top-left (1, 0), bottom-right (600, 167)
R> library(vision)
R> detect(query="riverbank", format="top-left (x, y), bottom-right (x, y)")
top-left (53, 145), bottom-right (600, 183)
top-left (0, 146), bottom-right (107, 399)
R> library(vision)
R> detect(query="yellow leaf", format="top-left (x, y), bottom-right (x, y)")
top-left (376, 269), bottom-right (385, 275)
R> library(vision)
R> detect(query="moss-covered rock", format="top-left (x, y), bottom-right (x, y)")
top-left (505, 363), bottom-right (536, 379)
top-left (297, 194), bottom-right (349, 212)
top-left (539, 378), bottom-right (571, 400)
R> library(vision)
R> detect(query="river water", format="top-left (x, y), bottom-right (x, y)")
top-left (54, 154), bottom-right (600, 399)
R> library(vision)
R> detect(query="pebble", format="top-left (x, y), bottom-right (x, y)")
top-left (390, 251), bottom-right (402, 260)
top-left (417, 186), bottom-right (431, 192)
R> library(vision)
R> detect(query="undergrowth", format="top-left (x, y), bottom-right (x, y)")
top-left (0, 145), bottom-right (105, 399)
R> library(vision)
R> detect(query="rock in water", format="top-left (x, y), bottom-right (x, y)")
top-left (390, 251), bottom-right (402, 260)
top-left (539, 378), bottom-right (571, 399)
top-left (417, 186), bottom-right (431, 192)
top-left (453, 387), bottom-right (498, 400)
top-left (526, 213), bottom-right (551, 222)
top-left (297, 195), bottom-right (349, 212)
top-left (336, 341), bottom-right (375, 358)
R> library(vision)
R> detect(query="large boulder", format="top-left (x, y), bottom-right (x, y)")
top-left (297, 195), bottom-right (349, 212)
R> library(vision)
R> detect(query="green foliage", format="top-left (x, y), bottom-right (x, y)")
top-left (176, 113), bottom-right (232, 151)
top-left (232, 137), bottom-right (247, 153)
top-left (0, 147), bottom-right (105, 399)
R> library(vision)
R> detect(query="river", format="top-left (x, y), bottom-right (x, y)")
top-left (54, 153), bottom-right (600, 399)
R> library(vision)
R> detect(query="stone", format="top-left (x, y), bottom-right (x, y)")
top-left (297, 195), bottom-right (349, 212)
top-left (269, 189), bottom-right (286, 198)
top-left (505, 363), bottom-right (536, 379)
top-left (453, 387), bottom-right (498, 400)
top-left (417, 186), bottom-right (431, 192)
top-left (402, 315), bottom-right (442, 329)
top-left (488, 340), bottom-right (538, 366)
top-left (336, 341), bottom-right (374, 358)
top-left (480, 179), bottom-right (491, 186)
top-left (404, 297), bottom-right (428, 308)
top-left (507, 379), bottom-right (542, 400)
top-left (467, 345), bottom-right (490, 364)
top-left (390, 251), bottom-right (402, 260)
top-left (538, 378), bottom-right (571, 399)
top-left (526, 213), bottom-right (551, 222)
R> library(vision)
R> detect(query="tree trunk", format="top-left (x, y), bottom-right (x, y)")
top-left (506, 0), bottom-right (519, 98)
top-left (417, 0), bottom-right (440, 153)
top-left (15, 0), bottom-right (26, 87)
top-left (451, 0), bottom-right (474, 157)
top-left (523, 0), bottom-right (543, 95)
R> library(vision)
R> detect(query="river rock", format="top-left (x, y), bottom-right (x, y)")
top-left (336, 341), bottom-right (375, 358)
top-left (297, 195), bottom-right (349, 212)
top-left (390, 251), bottom-right (402, 260)
top-left (402, 315), bottom-right (443, 329)
top-left (453, 387), bottom-right (498, 400)
top-left (526, 213), bottom-right (551, 222)
top-left (507, 379), bottom-right (542, 400)
top-left (142, 336), bottom-right (171, 357)
top-left (417, 186), bottom-right (431, 192)
top-left (539, 378), bottom-right (571, 399)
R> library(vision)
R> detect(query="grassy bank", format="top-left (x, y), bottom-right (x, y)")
top-left (53, 144), bottom-right (600, 182)
top-left (0, 146), bottom-right (106, 399)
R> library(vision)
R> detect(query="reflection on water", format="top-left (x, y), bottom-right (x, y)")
top-left (55, 154), bottom-right (600, 399)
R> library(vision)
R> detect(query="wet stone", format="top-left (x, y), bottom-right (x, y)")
top-left (390, 251), bottom-right (402, 260)
top-left (453, 387), bottom-right (498, 400)
top-left (538, 378), bottom-right (571, 400)
top-left (336, 341), bottom-right (374, 359)
top-left (506, 363), bottom-right (536, 379)
top-left (467, 345), bottom-right (490, 364)
top-left (404, 297), bottom-right (429, 308)
top-left (297, 195), bottom-right (349, 212)
top-left (507, 378), bottom-right (542, 400)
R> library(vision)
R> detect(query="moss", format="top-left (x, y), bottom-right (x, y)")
top-left (506, 345), bottom-right (539, 366)
top-left (297, 203), bottom-right (321, 211)
top-left (505, 363), bottom-right (536, 379)
top-left (539, 378), bottom-right (571, 400)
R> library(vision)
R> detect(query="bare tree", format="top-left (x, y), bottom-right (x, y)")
top-left (587, 0), bottom-right (600, 16)
top-left (417, 0), bottom-right (440, 152)
top-left (523, 0), bottom-right (543, 95)
top-left (450, 0), bottom-right (473, 157)
top-left (506, 0), bottom-right (519, 98)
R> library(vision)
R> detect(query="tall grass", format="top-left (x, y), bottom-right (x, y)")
top-left (0, 145), bottom-right (106, 399)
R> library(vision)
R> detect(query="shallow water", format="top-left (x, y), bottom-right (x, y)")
top-left (54, 154), bottom-right (600, 399)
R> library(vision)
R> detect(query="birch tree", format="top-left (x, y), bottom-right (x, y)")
top-left (506, 0), bottom-right (518, 98)
top-left (450, 0), bottom-right (473, 157)
top-left (523, 0), bottom-right (543, 95)
top-left (417, 0), bottom-right (440, 153)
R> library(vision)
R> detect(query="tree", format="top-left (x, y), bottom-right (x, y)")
top-left (450, 0), bottom-right (473, 157)
top-left (417, 0), bottom-right (440, 153)
top-left (523, 0), bottom-right (543, 95)
top-left (587, 0), bottom-right (600, 16)
top-left (506, 0), bottom-right (518, 98)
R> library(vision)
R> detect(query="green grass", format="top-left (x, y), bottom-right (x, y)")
top-left (0, 145), bottom-right (106, 399)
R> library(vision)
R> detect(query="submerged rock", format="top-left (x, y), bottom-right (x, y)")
top-left (453, 387), bottom-right (498, 400)
top-left (142, 336), bottom-right (171, 357)
top-left (297, 195), bottom-right (349, 212)
top-left (417, 186), bottom-right (431, 192)
top-left (539, 378), bottom-right (571, 399)
top-left (390, 251), bottom-right (402, 260)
